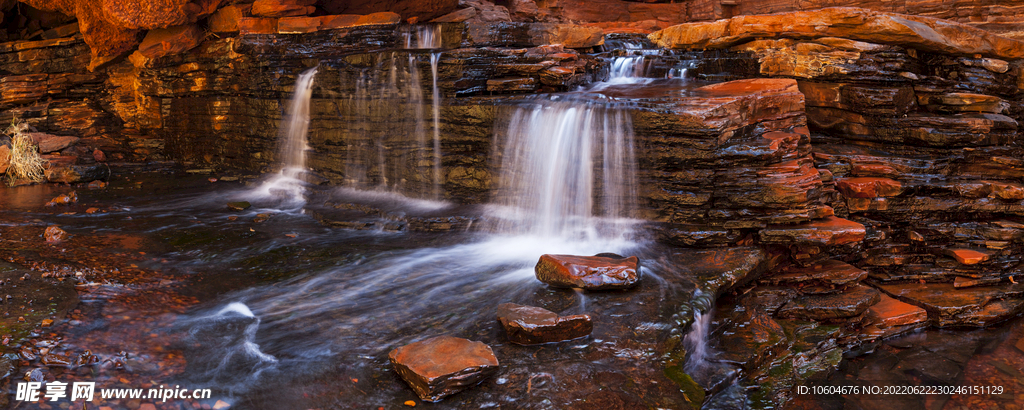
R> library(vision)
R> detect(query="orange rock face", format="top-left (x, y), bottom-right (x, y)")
top-left (21, 0), bottom-right (219, 70)
top-left (238, 18), bottom-right (279, 35)
top-left (278, 16), bottom-right (320, 34)
top-left (648, 7), bottom-right (1024, 60)
top-left (137, 24), bottom-right (204, 59)
top-left (320, 0), bottom-right (459, 22)
top-left (251, 0), bottom-right (316, 18)
top-left (208, 4), bottom-right (245, 33)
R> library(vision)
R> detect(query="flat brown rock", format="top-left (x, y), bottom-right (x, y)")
top-left (648, 7), bottom-right (1024, 60)
top-left (865, 294), bottom-right (928, 328)
top-left (389, 336), bottom-right (499, 402)
top-left (765, 259), bottom-right (867, 286)
top-left (944, 248), bottom-right (991, 265)
top-left (836, 177), bottom-right (902, 198)
top-left (535, 254), bottom-right (640, 290)
top-left (29, 133), bottom-right (79, 154)
top-left (778, 283), bottom-right (881, 320)
top-left (496, 303), bottom-right (592, 345)
top-left (759, 216), bottom-right (866, 246)
top-left (877, 282), bottom-right (1024, 327)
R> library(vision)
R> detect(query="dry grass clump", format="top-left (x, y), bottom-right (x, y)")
top-left (4, 119), bottom-right (46, 185)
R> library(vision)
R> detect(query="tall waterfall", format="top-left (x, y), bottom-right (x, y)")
top-left (249, 67), bottom-right (317, 209)
top-left (492, 95), bottom-right (637, 239)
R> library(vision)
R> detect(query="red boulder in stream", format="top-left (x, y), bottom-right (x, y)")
top-left (535, 254), bottom-right (641, 290)
top-left (388, 336), bottom-right (499, 402)
top-left (497, 303), bottom-right (593, 345)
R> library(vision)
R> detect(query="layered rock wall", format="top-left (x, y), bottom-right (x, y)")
top-left (651, 8), bottom-right (1024, 327)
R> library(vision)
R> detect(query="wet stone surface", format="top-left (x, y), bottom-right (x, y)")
top-left (534, 253), bottom-right (641, 290)
top-left (389, 335), bottom-right (500, 402)
top-left (496, 303), bottom-right (593, 345)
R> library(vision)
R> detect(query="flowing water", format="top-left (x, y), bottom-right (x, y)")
top-left (246, 67), bottom-right (318, 211)
top-left (0, 60), bottom-right (718, 410)
top-left (339, 53), bottom-right (443, 198)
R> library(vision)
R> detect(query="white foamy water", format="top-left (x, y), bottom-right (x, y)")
top-left (402, 24), bottom-right (441, 49)
top-left (490, 95), bottom-right (638, 240)
top-left (247, 67), bottom-right (318, 211)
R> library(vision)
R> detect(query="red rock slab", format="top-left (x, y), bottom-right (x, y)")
top-left (320, 14), bottom-right (361, 29)
top-left (535, 254), bottom-right (640, 290)
top-left (138, 24), bottom-right (205, 60)
top-left (944, 248), bottom-right (992, 265)
top-left (29, 133), bottom-right (79, 154)
top-left (836, 177), bottom-right (903, 198)
top-left (765, 259), bottom-right (867, 286)
top-left (321, 12), bottom-right (402, 29)
top-left (388, 336), bottom-right (499, 402)
top-left (777, 283), bottom-right (881, 320)
top-left (251, 0), bottom-right (316, 18)
top-left (759, 216), bottom-right (866, 246)
top-left (865, 294), bottom-right (928, 328)
top-left (278, 16), bottom-right (321, 34)
top-left (209, 5), bottom-right (246, 34)
top-left (648, 7), bottom-right (1024, 60)
top-left (953, 276), bottom-right (1004, 288)
top-left (239, 18), bottom-right (279, 35)
top-left (496, 303), bottom-right (592, 345)
top-left (876, 282), bottom-right (1024, 327)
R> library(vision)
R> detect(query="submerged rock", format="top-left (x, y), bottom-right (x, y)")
top-left (227, 201), bottom-right (252, 211)
top-left (496, 303), bottom-right (592, 345)
top-left (389, 335), bottom-right (499, 402)
top-left (44, 225), bottom-right (68, 243)
top-left (46, 191), bottom-right (78, 207)
top-left (535, 254), bottom-right (640, 290)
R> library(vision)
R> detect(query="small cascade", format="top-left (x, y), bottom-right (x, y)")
top-left (181, 303), bottom-right (278, 391)
top-left (492, 95), bottom-right (637, 239)
top-left (683, 289), bottom-right (715, 378)
top-left (608, 56), bottom-right (648, 80)
top-left (249, 66), bottom-right (317, 209)
top-left (683, 309), bottom-right (713, 373)
top-left (340, 54), bottom-right (441, 198)
top-left (401, 24), bottom-right (442, 49)
top-left (430, 52), bottom-right (443, 199)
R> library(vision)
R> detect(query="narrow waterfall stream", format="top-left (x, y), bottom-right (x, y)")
top-left (246, 67), bottom-right (318, 210)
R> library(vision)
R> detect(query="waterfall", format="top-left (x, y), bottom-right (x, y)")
top-left (683, 289), bottom-right (714, 377)
top-left (430, 52), bottom-right (443, 199)
top-left (402, 25), bottom-right (441, 49)
top-left (279, 67), bottom-right (318, 175)
top-left (248, 67), bottom-right (317, 209)
top-left (492, 95), bottom-right (637, 239)
top-left (609, 56), bottom-right (646, 80)
top-left (338, 54), bottom-right (442, 199)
